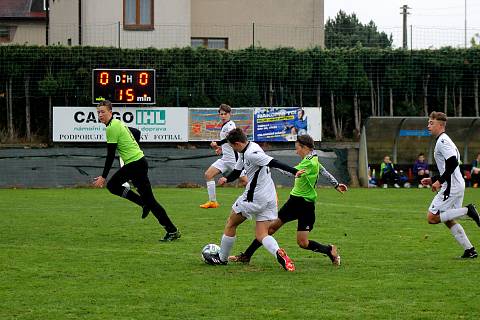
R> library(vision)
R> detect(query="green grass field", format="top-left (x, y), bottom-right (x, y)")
top-left (1, 187), bottom-right (480, 319)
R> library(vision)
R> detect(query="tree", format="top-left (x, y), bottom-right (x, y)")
top-left (325, 10), bottom-right (393, 49)
top-left (38, 72), bottom-right (58, 143)
top-left (318, 52), bottom-right (348, 140)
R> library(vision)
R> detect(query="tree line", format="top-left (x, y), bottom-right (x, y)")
top-left (0, 45), bottom-right (479, 142)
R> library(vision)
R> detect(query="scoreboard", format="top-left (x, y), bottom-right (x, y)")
top-left (92, 69), bottom-right (155, 105)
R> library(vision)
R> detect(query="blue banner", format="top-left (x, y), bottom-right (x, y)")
top-left (254, 107), bottom-right (306, 141)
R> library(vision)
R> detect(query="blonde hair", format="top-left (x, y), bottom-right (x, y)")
top-left (429, 111), bottom-right (447, 122)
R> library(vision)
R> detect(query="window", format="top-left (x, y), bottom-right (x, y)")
top-left (191, 38), bottom-right (228, 49)
top-left (0, 26), bottom-right (10, 43)
top-left (124, 0), bottom-right (153, 30)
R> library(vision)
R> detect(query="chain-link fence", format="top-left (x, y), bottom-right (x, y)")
top-left (2, 23), bottom-right (480, 142)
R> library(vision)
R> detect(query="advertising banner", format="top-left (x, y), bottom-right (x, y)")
top-left (254, 107), bottom-right (322, 141)
top-left (189, 108), bottom-right (253, 141)
top-left (53, 106), bottom-right (188, 142)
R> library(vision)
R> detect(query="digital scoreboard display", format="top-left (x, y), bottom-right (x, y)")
top-left (92, 69), bottom-right (155, 104)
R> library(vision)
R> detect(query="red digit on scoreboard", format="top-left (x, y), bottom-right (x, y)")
top-left (126, 89), bottom-right (134, 102)
top-left (139, 72), bottom-right (148, 86)
top-left (99, 72), bottom-right (109, 85)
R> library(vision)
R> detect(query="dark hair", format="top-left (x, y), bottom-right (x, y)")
top-left (218, 104), bottom-right (232, 114)
top-left (429, 111), bottom-right (447, 122)
top-left (296, 134), bottom-right (314, 149)
top-left (418, 152), bottom-right (425, 157)
top-left (298, 109), bottom-right (305, 118)
top-left (226, 128), bottom-right (247, 144)
top-left (98, 100), bottom-right (112, 111)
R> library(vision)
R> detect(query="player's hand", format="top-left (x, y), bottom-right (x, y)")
top-left (295, 169), bottom-right (306, 177)
top-left (421, 177), bottom-right (431, 186)
top-left (336, 183), bottom-right (348, 194)
top-left (218, 177), bottom-right (227, 186)
top-left (215, 147), bottom-right (222, 155)
top-left (93, 176), bottom-right (106, 188)
top-left (431, 180), bottom-right (441, 192)
top-left (210, 141), bottom-right (218, 148)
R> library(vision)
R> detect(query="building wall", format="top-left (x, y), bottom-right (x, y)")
top-left (49, 0), bottom-right (78, 45)
top-left (0, 22), bottom-right (45, 45)
top-left (191, 0), bottom-right (324, 49)
top-left (50, 0), bottom-right (191, 48)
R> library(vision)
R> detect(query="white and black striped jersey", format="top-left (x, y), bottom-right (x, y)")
top-left (219, 120), bottom-right (237, 163)
top-left (234, 142), bottom-right (276, 203)
top-left (434, 132), bottom-right (465, 195)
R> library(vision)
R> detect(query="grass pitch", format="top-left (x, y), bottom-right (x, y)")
top-left (1, 187), bottom-right (480, 319)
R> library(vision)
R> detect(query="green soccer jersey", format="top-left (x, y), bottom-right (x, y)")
top-left (106, 119), bottom-right (143, 164)
top-left (290, 153), bottom-right (322, 202)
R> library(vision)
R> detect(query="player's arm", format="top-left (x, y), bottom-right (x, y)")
top-left (268, 159), bottom-right (299, 176)
top-left (210, 139), bottom-right (227, 148)
top-left (432, 155), bottom-right (458, 185)
top-left (219, 158), bottom-right (243, 185)
top-left (128, 127), bottom-right (141, 143)
top-left (319, 167), bottom-right (347, 192)
top-left (93, 143), bottom-right (117, 187)
top-left (224, 169), bottom-right (243, 183)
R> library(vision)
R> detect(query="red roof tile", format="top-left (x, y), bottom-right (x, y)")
top-left (0, 0), bottom-right (46, 19)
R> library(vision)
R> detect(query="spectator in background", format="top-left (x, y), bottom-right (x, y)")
top-left (413, 153), bottom-right (430, 188)
top-left (380, 155), bottom-right (400, 188)
top-left (368, 166), bottom-right (377, 188)
top-left (472, 153), bottom-right (480, 188)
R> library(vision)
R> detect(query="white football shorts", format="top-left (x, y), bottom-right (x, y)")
top-left (428, 192), bottom-right (464, 214)
top-left (212, 158), bottom-right (235, 174)
top-left (232, 196), bottom-right (278, 221)
top-left (212, 158), bottom-right (246, 177)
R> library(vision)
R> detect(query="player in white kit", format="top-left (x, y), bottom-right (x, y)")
top-left (421, 112), bottom-right (480, 258)
top-left (200, 104), bottom-right (247, 209)
top-left (202, 128), bottom-right (304, 271)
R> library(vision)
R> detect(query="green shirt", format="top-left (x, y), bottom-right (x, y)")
top-left (106, 119), bottom-right (143, 164)
top-left (290, 153), bottom-right (323, 202)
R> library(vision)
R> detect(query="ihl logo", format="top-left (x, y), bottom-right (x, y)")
top-left (136, 110), bottom-right (166, 125)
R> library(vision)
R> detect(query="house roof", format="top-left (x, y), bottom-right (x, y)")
top-left (0, 0), bottom-right (46, 20)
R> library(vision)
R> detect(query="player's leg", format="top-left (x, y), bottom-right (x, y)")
top-left (203, 210), bottom-right (246, 265)
top-left (256, 200), bottom-right (295, 271)
top-left (229, 196), bottom-right (297, 263)
top-left (130, 158), bottom-right (180, 241)
top-left (255, 221), bottom-right (294, 272)
top-left (106, 164), bottom-right (144, 207)
top-left (220, 211), bottom-right (246, 261)
top-left (228, 218), bottom-right (286, 263)
top-left (445, 220), bottom-right (476, 258)
top-left (200, 163), bottom-right (222, 208)
top-left (298, 231), bottom-right (341, 266)
top-left (429, 193), bottom-right (477, 258)
top-left (119, 157), bottom-right (131, 189)
top-left (296, 200), bottom-right (341, 265)
top-left (428, 193), bottom-right (480, 227)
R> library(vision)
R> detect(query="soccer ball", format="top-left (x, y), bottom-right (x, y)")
top-left (201, 243), bottom-right (220, 263)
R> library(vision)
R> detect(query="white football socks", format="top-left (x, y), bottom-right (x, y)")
top-left (207, 180), bottom-right (216, 202)
top-left (219, 234), bottom-right (236, 262)
top-left (440, 207), bottom-right (468, 222)
top-left (261, 235), bottom-right (280, 256)
top-left (450, 223), bottom-right (473, 250)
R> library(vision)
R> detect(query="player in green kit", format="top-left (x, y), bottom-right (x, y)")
top-left (92, 100), bottom-right (180, 241)
top-left (229, 134), bottom-right (347, 266)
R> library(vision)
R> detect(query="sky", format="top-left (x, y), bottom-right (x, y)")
top-left (324, 0), bottom-right (480, 49)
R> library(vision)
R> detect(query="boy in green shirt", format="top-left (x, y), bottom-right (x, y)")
top-left (229, 134), bottom-right (347, 266)
top-left (92, 100), bottom-right (180, 241)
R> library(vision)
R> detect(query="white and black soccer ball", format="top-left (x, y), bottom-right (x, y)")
top-left (201, 243), bottom-right (220, 263)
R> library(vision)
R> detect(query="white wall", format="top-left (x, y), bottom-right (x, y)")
top-left (191, 0), bottom-right (324, 49)
top-left (50, 0), bottom-right (191, 48)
